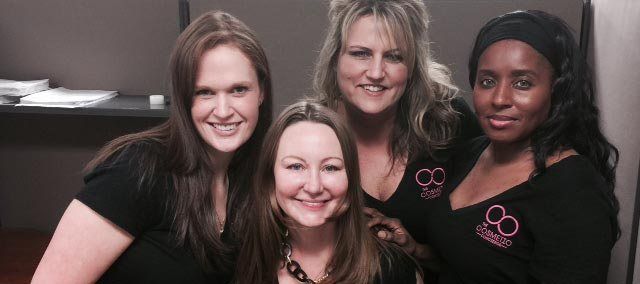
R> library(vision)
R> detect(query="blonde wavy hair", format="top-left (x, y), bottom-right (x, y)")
top-left (312, 0), bottom-right (460, 161)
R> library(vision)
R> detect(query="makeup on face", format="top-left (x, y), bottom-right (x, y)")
top-left (274, 121), bottom-right (349, 228)
top-left (473, 39), bottom-right (554, 145)
top-left (336, 15), bottom-right (409, 116)
top-left (191, 44), bottom-right (263, 155)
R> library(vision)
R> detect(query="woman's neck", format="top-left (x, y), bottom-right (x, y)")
top-left (486, 139), bottom-right (533, 166)
top-left (288, 223), bottom-right (336, 267)
top-left (209, 149), bottom-right (232, 225)
top-left (208, 149), bottom-right (233, 192)
top-left (338, 102), bottom-right (396, 149)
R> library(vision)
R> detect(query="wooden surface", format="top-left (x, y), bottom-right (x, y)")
top-left (0, 229), bottom-right (52, 284)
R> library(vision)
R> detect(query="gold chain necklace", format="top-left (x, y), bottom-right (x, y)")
top-left (215, 174), bottom-right (228, 234)
top-left (215, 213), bottom-right (224, 234)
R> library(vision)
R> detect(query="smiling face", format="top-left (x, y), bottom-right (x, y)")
top-left (191, 44), bottom-right (263, 155)
top-left (274, 121), bottom-right (349, 228)
top-left (337, 15), bottom-right (409, 116)
top-left (473, 40), bottom-right (554, 145)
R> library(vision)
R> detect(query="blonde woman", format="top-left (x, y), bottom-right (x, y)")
top-left (312, 0), bottom-right (482, 268)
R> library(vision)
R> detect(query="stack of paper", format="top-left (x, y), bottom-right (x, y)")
top-left (17, 87), bottom-right (119, 108)
top-left (0, 79), bottom-right (50, 104)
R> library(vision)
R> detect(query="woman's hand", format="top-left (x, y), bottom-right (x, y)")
top-left (364, 207), bottom-right (439, 269)
top-left (364, 207), bottom-right (419, 254)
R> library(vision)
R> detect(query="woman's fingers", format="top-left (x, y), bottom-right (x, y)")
top-left (364, 208), bottom-right (421, 256)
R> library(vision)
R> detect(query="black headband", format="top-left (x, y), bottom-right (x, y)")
top-left (469, 11), bottom-right (558, 87)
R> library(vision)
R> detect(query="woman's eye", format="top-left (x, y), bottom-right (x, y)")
top-left (348, 50), bottom-right (370, 58)
top-left (232, 86), bottom-right (248, 94)
top-left (195, 89), bottom-right (212, 96)
top-left (479, 79), bottom-right (495, 88)
top-left (323, 164), bottom-right (341, 172)
top-left (514, 80), bottom-right (532, 89)
top-left (385, 53), bottom-right (403, 63)
top-left (286, 163), bottom-right (304, 171)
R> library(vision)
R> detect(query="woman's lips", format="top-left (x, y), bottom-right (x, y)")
top-left (359, 84), bottom-right (387, 96)
top-left (208, 122), bottom-right (241, 136)
top-left (297, 199), bottom-right (328, 210)
top-left (487, 115), bottom-right (516, 129)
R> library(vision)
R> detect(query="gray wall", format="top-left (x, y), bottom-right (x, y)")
top-left (591, 1), bottom-right (640, 283)
top-left (0, 0), bottom-right (583, 109)
top-left (0, 0), bottom-right (178, 95)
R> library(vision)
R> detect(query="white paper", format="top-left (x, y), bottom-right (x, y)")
top-left (17, 87), bottom-right (118, 108)
top-left (0, 79), bottom-right (49, 96)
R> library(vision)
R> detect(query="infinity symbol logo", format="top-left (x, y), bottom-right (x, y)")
top-left (415, 167), bottom-right (445, 187)
top-left (485, 205), bottom-right (519, 237)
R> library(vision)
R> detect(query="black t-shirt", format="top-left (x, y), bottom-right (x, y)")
top-left (364, 155), bottom-right (451, 245)
top-left (76, 144), bottom-right (231, 284)
top-left (423, 137), bottom-right (614, 284)
top-left (364, 97), bottom-right (482, 245)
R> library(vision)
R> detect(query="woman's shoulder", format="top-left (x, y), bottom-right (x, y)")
top-left (526, 154), bottom-right (616, 251)
top-left (531, 154), bottom-right (611, 212)
top-left (113, 140), bottom-right (166, 164)
top-left (77, 140), bottom-right (171, 237)
top-left (539, 154), bottom-right (605, 190)
top-left (88, 140), bottom-right (166, 174)
top-left (82, 139), bottom-right (170, 199)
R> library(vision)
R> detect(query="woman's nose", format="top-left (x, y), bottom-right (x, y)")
top-left (302, 169), bottom-right (323, 195)
top-left (365, 57), bottom-right (385, 80)
top-left (213, 94), bottom-right (233, 118)
top-left (491, 83), bottom-right (513, 109)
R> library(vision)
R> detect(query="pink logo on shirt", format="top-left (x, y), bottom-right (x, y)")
top-left (475, 205), bottom-right (519, 248)
top-left (415, 167), bottom-right (445, 199)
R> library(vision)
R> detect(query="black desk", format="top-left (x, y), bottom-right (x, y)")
top-left (0, 95), bottom-right (169, 118)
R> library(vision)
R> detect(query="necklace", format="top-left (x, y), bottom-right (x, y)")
top-left (214, 174), bottom-right (228, 234)
top-left (215, 213), bottom-right (224, 234)
top-left (281, 240), bottom-right (330, 283)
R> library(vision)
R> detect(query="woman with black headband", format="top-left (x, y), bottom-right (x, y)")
top-left (422, 10), bottom-right (619, 283)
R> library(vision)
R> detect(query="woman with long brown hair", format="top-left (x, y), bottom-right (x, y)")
top-left (32, 11), bottom-right (272, 283)
top-left (235, 101), bottom-right (421, 283)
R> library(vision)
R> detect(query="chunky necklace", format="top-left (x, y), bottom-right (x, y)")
top-left (281, 240), bottom-right (330, 283)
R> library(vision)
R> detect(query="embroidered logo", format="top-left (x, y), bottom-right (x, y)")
top-left (415, 167), bottom-right (445, 199)
top-left (475, 205), bottom-right (519, 248)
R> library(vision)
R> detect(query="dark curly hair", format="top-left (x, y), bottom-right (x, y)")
top-left (468, 10), bottom-right (620, 240)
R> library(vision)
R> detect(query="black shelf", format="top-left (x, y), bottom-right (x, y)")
top-left (0, 95), bottom-right (170, 118)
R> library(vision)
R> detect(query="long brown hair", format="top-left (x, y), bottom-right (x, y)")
top-left (84, 11), bottom-right (273, 272)
top-left (235, 101), bottom-right (415, 283)
top-left (312, 0), bottom-right (460, 162)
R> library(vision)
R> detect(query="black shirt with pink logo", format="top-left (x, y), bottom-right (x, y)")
top-left (363, 97), bottom-right (482, 246)
top-left (424, 136), bottom-right (615, 284)
top-left (364, 154), bottom-right (451, 244)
